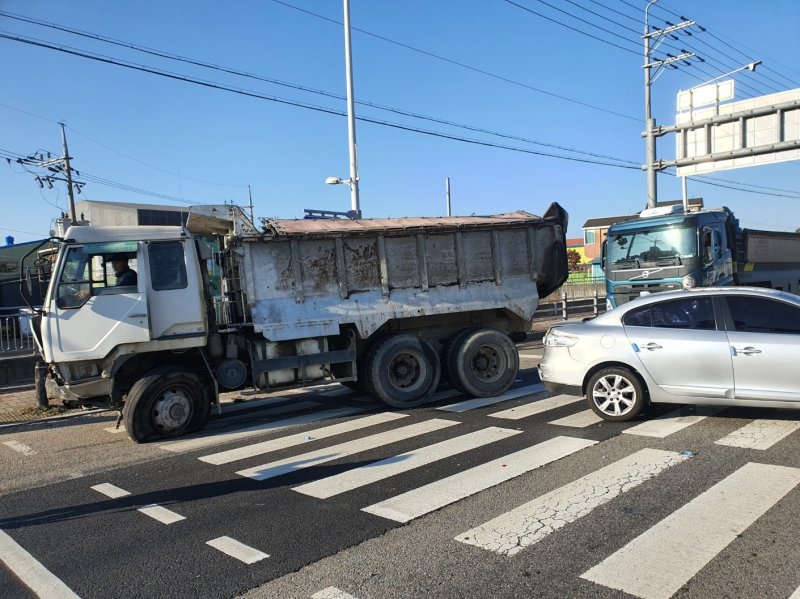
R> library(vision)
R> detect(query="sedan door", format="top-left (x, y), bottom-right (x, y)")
top-left (623, 296), bottom-right (734, 398)
top-left (723, 295), bottom-right (800, 401)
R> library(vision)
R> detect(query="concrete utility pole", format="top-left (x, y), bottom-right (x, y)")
top-left (60, 122), bottom-right (77, 225)
top-left (642, 1), bottom-right (695, 208)
top-left (445, 177), bottom-right (451, 216)
top-left (342, 0), bottom-right (361, 219)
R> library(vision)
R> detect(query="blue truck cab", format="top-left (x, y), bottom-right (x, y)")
top-left (603, 205), bottom-right (736, 308)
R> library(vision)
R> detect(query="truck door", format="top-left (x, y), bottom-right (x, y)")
top-left (623, 296), bottom-right (734, 398)
top-left (723, 295), bottom-right (800, 401)
top-left (144, 240), bottom-right (206, 340)
top-left (48, 243), bottom-right (150, 362)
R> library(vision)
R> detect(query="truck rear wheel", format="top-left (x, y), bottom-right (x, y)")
top-left (124, 367), bottom-right (211, 443)
top-left (366, 334), bottom-right (440, 408)
top-left (446, 328), bottom-right (518, 397)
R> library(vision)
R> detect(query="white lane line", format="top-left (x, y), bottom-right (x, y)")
top-left (160, 407), bottom-right (365, 453)
top-left (715, 419), bottom-right (800, 450)
top-left (456, 448), bottom-right (688, 555)
top-left (0, 529), bottom-right (81, 599)
top-left (237, 419), bottom-right (459, 481)
top-left (312, 587), bottom-right (359, 599)
top-left (91, 483), bottom-right (131, 499)
top-left (362, 435), bottom-right (597, 523)
top-left (623, 406), bottom-right (724, 438)
top-left (137, 504), bottom-right (186, 525)
top-left (548, 409), bottom-right (603, 428)
top-left (201, 412), bottom-right (409, 465)
top-left (206, 536), bottom-right (269, 564)
top-left (2, 440), bottom-right (38, 456)
top-left (437, 384), bottom-right (544, 413)
top-left (581, 462), bottom-right (800, 599)
top-left (294, 426), bottom-right (522, 499)
top-left (488, 394), bottom-right (581, 420)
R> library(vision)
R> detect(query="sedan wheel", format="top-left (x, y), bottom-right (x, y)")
top-left (586, 367), bottom-right (645, 422)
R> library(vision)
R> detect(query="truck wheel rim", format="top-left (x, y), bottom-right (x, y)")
top-left (388, 351), bottom-right (426, 392)
top-left (152, 388), bottom-right (193, 432)
top-left (471, 344), bottom-right (505, 382)
top-left (592, 375), bottom-right (636, 416)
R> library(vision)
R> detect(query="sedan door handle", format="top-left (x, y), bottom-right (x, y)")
top-left (644, 342), bottom-right (663, 351)
top-left (733, 346), bottom-right (761, 356)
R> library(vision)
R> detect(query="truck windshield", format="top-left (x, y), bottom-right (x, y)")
top-left (607, 222), bottom-right (697, 266)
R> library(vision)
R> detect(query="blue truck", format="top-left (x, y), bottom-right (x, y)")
top-left (603, 204), bottom-right (800, 308)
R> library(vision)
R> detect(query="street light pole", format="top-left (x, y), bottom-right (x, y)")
top-left (643, 0), bottom-right (658, 209)
top-left (342, 0), bottom-right (361, 219)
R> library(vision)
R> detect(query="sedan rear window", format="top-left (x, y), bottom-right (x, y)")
top-left (726, 297), bottom-right (800, 334)
top-left (623, 297), bottom-right (715, 330)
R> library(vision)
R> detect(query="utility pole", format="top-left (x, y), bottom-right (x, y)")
top-left (642, 0), bottom-right (695, 208)
top-left (60, 122), bottom-right (77, 224)
top-left (445, 177), bottom-right (451, 216)
top-left (11, 123), bottom-right (85, 225)
top-left (247, 185), bottom-right (255, 224)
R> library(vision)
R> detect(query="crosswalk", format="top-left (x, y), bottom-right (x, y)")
top-left (87, 381), bottom-right (800, 598)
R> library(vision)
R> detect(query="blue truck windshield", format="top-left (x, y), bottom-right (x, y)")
top-left (607, 222), bottom-right (697, 266)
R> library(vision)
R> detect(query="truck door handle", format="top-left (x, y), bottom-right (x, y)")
top-left (644, 343), bottom-right (663, 351)
top-left (733, 346), bottom-right (761, 356)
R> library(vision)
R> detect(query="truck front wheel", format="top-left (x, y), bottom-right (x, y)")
top-left (446, 328), bottom-right (519, 397)
top-left (124, 367), bottom-right (211, 443)
top-left (366, 334), bottom-right (440, 408)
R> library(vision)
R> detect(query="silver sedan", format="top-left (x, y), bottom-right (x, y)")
top-left (537, 287), bottom-right (800, 421)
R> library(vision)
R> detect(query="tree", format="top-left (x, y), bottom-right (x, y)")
top-left (567, 249), bottom-right (582, 272)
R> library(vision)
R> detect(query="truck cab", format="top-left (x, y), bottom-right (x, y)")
top-left (40, 226), bottom-right (208, 401)
top-left (603, 205), bottom-right (734, 308)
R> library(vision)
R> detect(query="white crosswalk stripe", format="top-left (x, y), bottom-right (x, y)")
top-left (455, 448), bottom-right (689, 555)
top-left (715, 419), bottom-right (800, 450)
top-left (206, 536), bottom-right (269, 564)
top-left (200, 412), bottom-right (409, 465)
top-left (548, 409), bottom-right (602, 428)
top-left (362, 436), bottom-right (597, 523)
top-left (623, 405), bottom-right (724, 438)
top-left (581, 462), bottom-right (800, 599)
top-left (237, 419), bottom-right (460, 481)
top-left (437, 384), bottom-right (544, 413)
top-left (160, 407), bottom-right (365, 453)
top-left (294, 426), bottom-right (521, 499)
top-left (488, 394), bottom-right (582, 420)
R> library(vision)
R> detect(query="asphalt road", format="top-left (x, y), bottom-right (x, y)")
top-left (1, 345), bottom-right (799, 599)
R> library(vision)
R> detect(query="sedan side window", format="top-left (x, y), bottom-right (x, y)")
top-left (726, 297), bottom-right (800, 334)
top-left (624, 298), bottom-right (715, 330)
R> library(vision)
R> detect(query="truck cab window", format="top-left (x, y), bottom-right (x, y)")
top-left (57, 247), bottom-right (91, 309)
top-left (149, 242), bottom-right (188, 291)
top-left (56, 245), bottom-right (139, 309)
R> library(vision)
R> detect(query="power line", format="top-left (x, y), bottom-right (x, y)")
top-left (268, 0), bottom-right (639, 121)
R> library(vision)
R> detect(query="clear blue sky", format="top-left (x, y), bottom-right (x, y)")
top-left (1, 0), bottom-right (799, 243)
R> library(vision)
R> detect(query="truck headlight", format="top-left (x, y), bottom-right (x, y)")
top-left (545, 329), bottom-right (578, 347)
top-left (682, 275), bottom-right (696, 289)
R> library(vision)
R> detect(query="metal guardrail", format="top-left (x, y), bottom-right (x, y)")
top-left (0, 310), bottom-right (35, 354)
top-left (534, 290), bottom-right (607, 322)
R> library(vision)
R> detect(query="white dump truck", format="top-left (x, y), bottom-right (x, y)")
top-left (33, 204), bottom-right (568, 442)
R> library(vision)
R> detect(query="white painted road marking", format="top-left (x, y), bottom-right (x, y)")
top-left (548, 409), bottom-right (603, 428)
top-left (2, 440), bottom-right (38, 456)
top-left (0, 529), bottom-right (81, 599)
top-left (362, 436), bottom-right (597, 523)
top-left (489, 394), bottom-right (581, 420)
top-left (137, 504), bottom-right (186, 525)
top-left (437, 384), bottom-right (544, 413)
top-left (160, 407), bottom-right (365, 453)
top-left (200, 412), bottom-right (409, 465)
top-left (517, 352), bottom-right (542, 359)
top-left (715, 419), bottom-right (800, 450)
top-left (237, 419), bottom-right (460, 481)
top-left (312, 587), bottom-right (359, 599)
top-left (206, 536), bottom-right (269, 564)
top-left (623, 405), bottom-right (724, 438)
top-left (581, 462), bottom-right (800, 599)
top-left (294, 426), bottom-right (521, 499)
top-left (91, 483), bottom-right (131, 499)
top-left (456, 448), bottom-right (688, 555)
